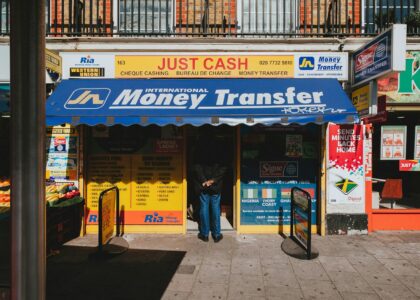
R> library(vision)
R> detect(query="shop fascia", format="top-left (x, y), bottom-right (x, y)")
top-left (95, 87), bottom-right (325, 109)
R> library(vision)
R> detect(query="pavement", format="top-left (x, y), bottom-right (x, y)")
top-left (2, 231), bottom-right (420, 299)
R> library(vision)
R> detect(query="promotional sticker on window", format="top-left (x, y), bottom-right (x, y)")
top-left (380, 126), bottom-right (407, 160)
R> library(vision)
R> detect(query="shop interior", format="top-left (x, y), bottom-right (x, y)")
top-left (239, 124), bottom-right (321, 231)
top-left (372, 111), bottom-right (420, 209)
top-left (186, 125), bottom-right (235, 231)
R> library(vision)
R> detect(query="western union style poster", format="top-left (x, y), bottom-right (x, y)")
top-left (86, 126), bottom-right (183, 226)
top-left (327, 124), bottom-right (365, 207)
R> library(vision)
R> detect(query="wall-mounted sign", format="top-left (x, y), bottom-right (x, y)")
top-left (327, 124), bottom-right (364, 205)
top-left (352, 24), bottom-right (406, 86)
top-left (378, 52), bottom-right (420, 104)
top-left (115, 55), bottom-right (295, 78)
top-left (415, 126), bottom-right (420, 159)
top-left (60, 52), bottom-right (349, 80)
top-left (399, 160), bottom-right (420, 172)
top-left (60, 52), bottom-right (115, 79)
top-left (46, 49), bottom-right (62, 75)
top-left (380, 125), bottom-right (406, 160)
top-left (259, 161), bottom-right (298, 178)
top-left (294, 53), bottom-right (348, 81)
top-left (351, 81), bottom-right (378, 117)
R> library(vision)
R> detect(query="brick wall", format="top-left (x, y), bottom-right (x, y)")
top-left (175, 0), bottom-right (237, 34)
top-left (299, 0), bottom-right (361, 33)
top-left (49, 0), bottom-right (112, 35)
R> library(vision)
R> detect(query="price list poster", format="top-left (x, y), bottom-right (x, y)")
top-left (86, 139), bottom-right (183, 228)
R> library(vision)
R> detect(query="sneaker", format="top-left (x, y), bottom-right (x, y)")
top-left (213, 234), bottom-right (223, 243)
top-left (197, 233), bottom-right (209, 242)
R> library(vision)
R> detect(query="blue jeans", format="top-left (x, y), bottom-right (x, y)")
top-left (199, 192), bottom-right (221, 238)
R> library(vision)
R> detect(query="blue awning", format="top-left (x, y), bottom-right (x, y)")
top-left (46, 79), bottom-right (358, 126)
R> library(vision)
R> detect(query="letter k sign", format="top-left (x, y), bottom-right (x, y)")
top-left (398, 58), bottom-right (420, 94)
top-left (65, 88), bottom-right (111, 109)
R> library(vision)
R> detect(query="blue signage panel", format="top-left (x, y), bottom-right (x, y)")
top-left (46, 78), bottom-right (358, 126)
top-left (240, 183), bottom-right (316, 225)
top-left (352, 29), bottom-right (392, 85)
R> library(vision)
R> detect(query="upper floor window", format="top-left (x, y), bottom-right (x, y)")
top-left (239, 0), bottom-right (297, 34)
top-left (364, 0), bottom-right (416, 33)
top-left (119, 0), bottom-right (173, 34)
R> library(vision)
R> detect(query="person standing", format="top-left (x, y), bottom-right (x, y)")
top-left (192, 133), bottom-right (226, 242)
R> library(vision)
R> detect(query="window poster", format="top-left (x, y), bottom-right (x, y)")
top-left (46, 125), bottom-right (78, 183)
top-left (380, 126), bottom-right (407, 160)
top-left (86, 126), bottom-right (184, 226)
top-left (415, 126), bottom-right (420, 159)
top-left (285, 135), bottom-right (303, 157)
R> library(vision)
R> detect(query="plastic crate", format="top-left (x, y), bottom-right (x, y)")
top-left (47, 197), bottom-right (84, 250)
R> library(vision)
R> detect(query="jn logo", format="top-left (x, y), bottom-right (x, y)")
top-left (64, 88), bottom-right (110, 109)
top-left (299, 57), bottom-right (315, 70)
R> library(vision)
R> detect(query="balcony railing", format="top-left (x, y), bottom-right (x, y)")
top-left (0, 0), bottom-right (418, 37)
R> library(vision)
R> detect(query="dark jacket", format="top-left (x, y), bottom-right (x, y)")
top-left (192, 138), bottom-right (227, 195)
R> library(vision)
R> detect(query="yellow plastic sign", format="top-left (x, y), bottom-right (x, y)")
top-left (46, 49), bottom-right (62, 75)
top-left (115, 55), bottom-right (294, 78)
top-left (101, 189), bottom-right (116, 245)
top-left (351, 85), bottom-right (370, 116)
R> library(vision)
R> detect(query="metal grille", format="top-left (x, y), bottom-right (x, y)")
top-left (118, 0), bottom-right (173, 35)
top-left (47, 0), bottom-right (113, 36)
top-left (365, 0), bottom-right (418, 34)
top-left (0, 0), bottom-right (9, 35)
top-left (0, 0), bottom-right (418, 37)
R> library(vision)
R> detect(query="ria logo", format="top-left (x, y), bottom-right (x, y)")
top-left (144, 212), bottom-right (163, 223)
top-left (80, 55), bottom-right (94, 64)
top-left (335, 178), bottom-right (358, 195)
top-left (64, 88), bottom-right (111, 109)
top-left (299, 57), bottom-right (315, 70)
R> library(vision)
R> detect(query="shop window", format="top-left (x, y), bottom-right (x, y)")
top-left (119, 0), bottom-right (174, 34)
top-left (372, 113), bottom-right (420, 210)
top-left (238, 0), bottom-right (297, 34)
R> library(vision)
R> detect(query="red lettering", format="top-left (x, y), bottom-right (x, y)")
top-left (203, 58), bottom-right (214, 70)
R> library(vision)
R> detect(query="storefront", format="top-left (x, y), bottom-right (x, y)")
top-left (46, 69), bottom-right (358, 235)
top-left (366, 51), bottom-right (420, 231)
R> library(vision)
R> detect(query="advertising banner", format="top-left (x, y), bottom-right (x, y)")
top-left (351, 84), bottom-right (370, 116)
top-left (352, 24), bottom-right (406, 86)
top-left (46, 49), bottom-right (62, 75)
top-left (259, 161), bottom-right (298, 178)
top-left (46, 125), bottom-right (78, 183)
top-left (61, 52), bottom-right (115, 79)
top-left (294, 53), bottom-right (348, 81)
top-left (399, 160), bottom-right (420, 171)
top-left (378, 52), bottom-right (420, 103)
top-left (327, 124), bottom-right (365, 205)
top-left (86, 132), bottom-right (184, 226)
top-left (100, 189), bottom-right (116, 245)
top-left (380, 125), bottom-right (406, 160)
top-left (115, 55), bottom-right (295, 78)
top-left (60, 52), bottom-right (349, 80)
top-left (291, 188), bottom-right (311, 250)
top-left (240, 183), bottom-right (316, 225)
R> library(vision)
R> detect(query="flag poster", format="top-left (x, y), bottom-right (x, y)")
top-left (327, 124), bottom-right (365, 204)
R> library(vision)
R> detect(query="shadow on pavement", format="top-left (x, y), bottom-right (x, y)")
top-left (47, 245), bottom-right (186, 300)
